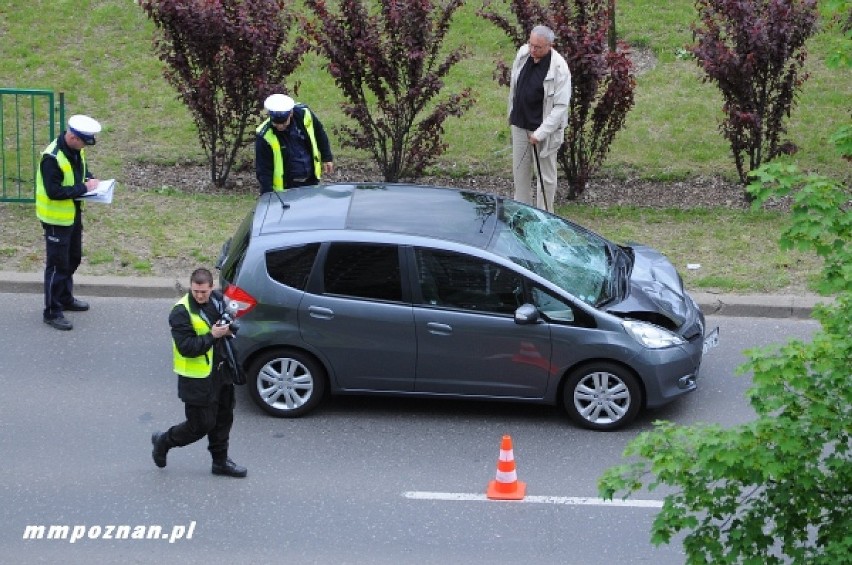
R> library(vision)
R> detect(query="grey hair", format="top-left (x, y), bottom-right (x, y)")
top-left (531, 25), bottom-right (555, 44)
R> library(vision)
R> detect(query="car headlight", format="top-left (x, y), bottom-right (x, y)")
top-left (622, 320), bottom-right (686, 349)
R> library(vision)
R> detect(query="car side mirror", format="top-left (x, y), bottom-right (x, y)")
top-left (514, 303), bottom-right (539, 325)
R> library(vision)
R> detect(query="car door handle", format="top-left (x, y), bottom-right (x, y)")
top-left (308, 306), bottom-right (334, 320)
top-left (426, 322), bottom-right (452, 335)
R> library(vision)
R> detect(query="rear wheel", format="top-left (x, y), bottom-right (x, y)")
top-left (247, 349), bottom-right (326, 417)
top-left (563, 362), bottom-right (642, 431)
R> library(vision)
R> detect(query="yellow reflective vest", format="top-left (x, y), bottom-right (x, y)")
top-left (35, 139), bottom-right (87, 226)
top-left (256, 107), bottom-right (322, 191)
top-left (172, 295), bottom-right (213, 379)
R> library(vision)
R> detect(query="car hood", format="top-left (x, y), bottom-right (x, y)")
top-left (605, 245), bottom-right (690, 329)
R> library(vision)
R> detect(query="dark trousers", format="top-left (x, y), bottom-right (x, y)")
top-left (42, 220), bottom-right (82, 319)
top-left (167, 384), bottom-right (235, 461)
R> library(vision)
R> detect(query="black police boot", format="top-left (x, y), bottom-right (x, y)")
top-left (212, 457), bottom-right (247, 478)
top-left (63, 298), bottom-right (90, 312)
top-left (43, 315), bottom-right (73, 331)
top-left (151, 432), bottom-right (172, 468)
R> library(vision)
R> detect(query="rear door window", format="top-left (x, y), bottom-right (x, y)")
top-left (323, 243), bottom-right (403, 302)
top-left (266, 243), bottom-right (320, 290)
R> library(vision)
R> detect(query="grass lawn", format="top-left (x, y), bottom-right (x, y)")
top-left (0, 0), bottom-right (845, 293)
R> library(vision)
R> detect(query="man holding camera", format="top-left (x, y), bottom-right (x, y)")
top-left (151, 268), bottom-right (247, 478)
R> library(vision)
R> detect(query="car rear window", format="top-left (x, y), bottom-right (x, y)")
top-left (219, 209), bottom-right (254, 284)
top-left (266, 243), bottom-right (320, 290)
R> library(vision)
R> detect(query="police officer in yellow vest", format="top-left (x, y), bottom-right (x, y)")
top-left (151, 268), bottom-right (247, 478)
top-left (35, 114), bottom-right (102, 331)
top-left (255, 93), bottom-right (334, 194)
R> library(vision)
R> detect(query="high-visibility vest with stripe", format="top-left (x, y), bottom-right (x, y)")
top-left (35, 139), bottom-right (87, 226)
top-left (172, 295), bottom-right (213, 379)
top-left (256, 106), bottom-right (322, 191)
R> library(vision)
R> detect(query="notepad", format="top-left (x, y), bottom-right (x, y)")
top-left (79, 179), bottom-right (116, 204)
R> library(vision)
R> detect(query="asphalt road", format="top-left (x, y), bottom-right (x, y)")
top-left (0, 293), bottom-right (820, 564)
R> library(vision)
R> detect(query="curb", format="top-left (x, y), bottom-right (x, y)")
top-left (0, 271), bottom-right (833, 319)
top-left (0, 271), bottom-right (183, 300)
top-left (689, 292), bottom-right (830, 320)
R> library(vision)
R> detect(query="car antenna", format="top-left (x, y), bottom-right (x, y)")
top-left (272, 191), bottom-right (290, 211)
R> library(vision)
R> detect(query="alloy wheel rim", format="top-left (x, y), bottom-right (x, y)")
top-left (257, 357), bottom-right (314, 410)
top-left (573, 370), bottom-right (630, 425)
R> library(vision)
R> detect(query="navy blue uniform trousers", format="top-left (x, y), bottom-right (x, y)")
top-left (42, 217), bottom-right (82, 319)
top-left (167, 382), bottom-right (235, 461)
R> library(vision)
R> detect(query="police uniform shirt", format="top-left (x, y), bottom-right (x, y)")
top-left (40, 132), bottom-right (92, 202)
top-left (282, 122), bottom-right (313, 183)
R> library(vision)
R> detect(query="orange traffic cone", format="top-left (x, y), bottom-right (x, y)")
top-left (486, 435), bottom-right (526, 500)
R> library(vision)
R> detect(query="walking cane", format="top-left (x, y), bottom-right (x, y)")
top-left (532, 143), bottom-right (550, 212)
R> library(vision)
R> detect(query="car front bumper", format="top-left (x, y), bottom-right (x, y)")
top-left (632, 336), bottom-right (708, 409)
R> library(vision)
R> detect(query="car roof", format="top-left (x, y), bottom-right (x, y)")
top-left (259, 183), bottom-right (501, 248)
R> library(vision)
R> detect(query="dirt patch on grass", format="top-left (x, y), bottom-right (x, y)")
top-left (120, 157), bottom-right (776, 211)
top-left (1, 158), bottom-right (796, 288)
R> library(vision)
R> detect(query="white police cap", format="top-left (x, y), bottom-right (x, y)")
top-left (264, 94), bottom-right (295, 115)
top-left (68, 114), bottom-right (102, 145)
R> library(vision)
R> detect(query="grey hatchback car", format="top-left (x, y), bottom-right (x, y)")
top-left (217, 183), bottom-right (718, 430)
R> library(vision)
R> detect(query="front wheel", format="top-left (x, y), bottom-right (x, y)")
top-left (563, 362), bottom-right (642, 431)
top-left (247, 349), bottom-right (327, 417)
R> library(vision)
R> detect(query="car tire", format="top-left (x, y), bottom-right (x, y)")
top-left (563, 362), bottom-right (642, 431)
top-left (247, 349), bottom-right (327, 418)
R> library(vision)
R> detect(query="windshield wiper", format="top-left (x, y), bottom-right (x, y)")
top-left (596, 244), bottom-right (627, 307)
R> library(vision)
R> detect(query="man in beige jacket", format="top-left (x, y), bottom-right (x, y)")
top-left (508, 25), bottom-right (572, 212)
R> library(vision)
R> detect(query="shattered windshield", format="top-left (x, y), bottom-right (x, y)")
top-left (489, 201), bottom-right (613, 305)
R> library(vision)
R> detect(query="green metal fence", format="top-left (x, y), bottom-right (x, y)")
top-left (1, 88), bottom-right (64, 203)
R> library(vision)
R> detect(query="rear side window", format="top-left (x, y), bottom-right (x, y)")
top-left (266, 243), bottom-right (320, 290)
top-left (323, 243), bottom-right (402, 302)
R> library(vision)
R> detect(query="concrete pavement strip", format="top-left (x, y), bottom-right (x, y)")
top-left (0, 271), bottom-right (833, 319)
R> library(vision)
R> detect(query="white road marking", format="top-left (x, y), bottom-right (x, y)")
top-left (402, 491), bottom-right (663, 508)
